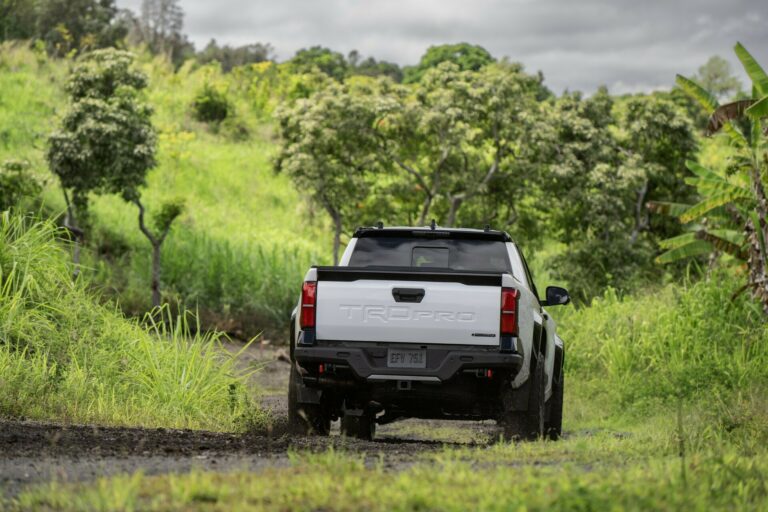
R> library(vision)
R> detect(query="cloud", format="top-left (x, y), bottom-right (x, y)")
top-left (117, 0), bottom-right (768, 93)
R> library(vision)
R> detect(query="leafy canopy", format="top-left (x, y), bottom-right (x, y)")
top-left (404, 43), bottom-right (495, 84)
top-left (47, 49), bottom-right (157, 211)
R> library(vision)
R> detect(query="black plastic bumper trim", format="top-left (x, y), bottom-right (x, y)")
top-left (295, 342), bottom-right (523, 383)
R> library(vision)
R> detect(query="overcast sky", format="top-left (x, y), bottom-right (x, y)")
top-left (117, 0), bottom-right (767, 94)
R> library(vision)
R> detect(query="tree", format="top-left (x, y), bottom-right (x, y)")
top-left (197, 39), bottom-right (274, 72)
top-left (131, 196), bottom-right (184, 307)
top-left (694, 55), bottom-right (743, 100)
top-left (530, 86), bottom-right (697, 301)
top-left (47, 49), bottom-right (154, 276)
top-left (443, 63), bottom-right (542, 227)
top-left (0, 0), bottom-right (126, 54)
top-left (534, 90), bottom-right (634, 299)
top-left (0, 0), bottom-right (36, 42)
top-left (374, 62), bottom-right (541, 227)
top-left (289, 46), bottom-right (349, 81)
top-left (275, 81), bottom-right (380, 263)
top-left (348, 53), bottom-right (403, 82)
top-left (47, 49), bottom-right (156, 278)
top-left (617, 95), bottom-right (697, 243)
top-left (403, 43), bottom-right (495, 84)
top-left (132, 0), bottom-right (193, 66)
top-left (658, 43), bottom-right (768, 313)
top-left (35, 0), bottom-right (127, 56)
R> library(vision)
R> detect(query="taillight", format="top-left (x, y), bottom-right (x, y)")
top-left (500, 287), bottom-right (519, 336)
top-left (300, 281), bottom-right (317, 329)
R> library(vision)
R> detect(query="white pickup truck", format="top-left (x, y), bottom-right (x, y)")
top-left (289, 225), bottom-right (570, 441)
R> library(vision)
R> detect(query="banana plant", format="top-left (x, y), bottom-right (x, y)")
top-left (654, 42), bottom-right (768, 312)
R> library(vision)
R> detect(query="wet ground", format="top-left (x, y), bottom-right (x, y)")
top-left (0, 344), bottom-right (502, 499)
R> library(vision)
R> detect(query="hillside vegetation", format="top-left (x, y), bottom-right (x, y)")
top-left (0, 43), bottom-right (327, 337)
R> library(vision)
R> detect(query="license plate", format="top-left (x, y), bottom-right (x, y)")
top-left (387, 349), bottom-right (426, 368)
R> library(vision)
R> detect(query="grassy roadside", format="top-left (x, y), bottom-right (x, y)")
top-left (0, 213), bottom-right (265, 431)
top-left (10, 272), bottom-right (768, 511)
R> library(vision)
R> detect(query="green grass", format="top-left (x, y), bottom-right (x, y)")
top-left (0, 212), bottom-right (264, 430)
top-left (12, 421), bottom-right (768, 511)
top-left (556, 273), bottom-right (768, 411)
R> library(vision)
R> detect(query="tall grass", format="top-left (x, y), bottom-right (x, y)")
top-left (101, 230), bottom-right (319, 337)
top-left (0, 213), bottom-right (263, 430)
top-left (558, 273), bottom-right (768, 412)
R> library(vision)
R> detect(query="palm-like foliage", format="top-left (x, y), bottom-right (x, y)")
top-left (656, 42), bottom-right (768, 312)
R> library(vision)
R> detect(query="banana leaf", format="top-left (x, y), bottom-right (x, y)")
top-left (746, 96), bottom-right (768, 120)
top-left (707, 100), bottom-right (756, 135)
top-left (735, 42), bottom-right (768, 96)
top-left (695, 229), bottom-right (747, 261)
top-left (680, 190), bottom-right (754, 223)
top-left (647, 201), bottom-right (691, 217)
top-left (656, 239), bottom-right (712, 264)
top-left (675, 75), bottom-right (718, 112)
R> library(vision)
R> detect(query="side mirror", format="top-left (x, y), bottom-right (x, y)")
top-left (544, 286), bottom-right (570, 306)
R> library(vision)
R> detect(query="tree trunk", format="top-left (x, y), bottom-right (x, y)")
top-left (133, 197), bottom-right (164, 309)
top-left (151, 242), bottom-right (162, 308)
top-left (747, 160), bottom-right (768, 314)
top-left (416, 195), bottom-right (433, 226)
top-left (445, 196), bottom-right (464, 227)
top-left (61, 187), bottom-right (83, 280)
top-left (630, 180), bottom-right (650, 245)
top-left (331, 210), bottom-right (343, 265)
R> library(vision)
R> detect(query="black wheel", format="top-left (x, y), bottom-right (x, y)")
top-left (288, 364), bottom-right (330, 436)
top-left (502, 352), bottom-right (545, 441)
top-left (340, 412), bottom-right (375, 441)
top-left (545, 354), bottom-right (565, 441)
top-left (546, 370), bottom-right (564, 440)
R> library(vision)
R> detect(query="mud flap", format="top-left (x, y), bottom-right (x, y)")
top-left (501, 372), bottom-right (532, 412)
top-left (297, 384), bottom-right (322, 404)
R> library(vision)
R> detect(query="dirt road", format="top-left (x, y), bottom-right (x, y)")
top-left (0, 344), bottom-right (501, 499)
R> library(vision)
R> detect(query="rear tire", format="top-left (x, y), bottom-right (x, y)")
top-left (502, 352), bottom-right (545, 441)
top-left (340, 413), bottom-right (376, 441)
top-left (545, 360), bottom-right (564, 441)
top-left (288, 364), bottom-right (331, 436)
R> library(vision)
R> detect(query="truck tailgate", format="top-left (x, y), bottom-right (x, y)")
top-left (314, 268), bottom-right (502, 346)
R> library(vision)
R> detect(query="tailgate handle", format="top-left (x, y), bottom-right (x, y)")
top-left (392, 287), bottom-right (425, 303)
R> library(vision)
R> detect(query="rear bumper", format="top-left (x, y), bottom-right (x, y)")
top-left (295, 339), bottom-right (524, 383)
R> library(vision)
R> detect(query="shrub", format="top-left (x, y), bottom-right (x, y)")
top-left (0, 159), bottom-right (40, 211)
top-left (192, 83), bottom-right (232, 123)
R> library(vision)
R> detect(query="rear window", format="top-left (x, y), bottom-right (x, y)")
top-left (349, 237), bottom-right (511, 273)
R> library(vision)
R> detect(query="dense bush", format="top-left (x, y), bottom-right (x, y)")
top-left (192, 83), bottom-right (232, 123)
top-left (0, 213), bottom-right (263, 430)
top-left (0, 159), bottom-right (40, 211)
